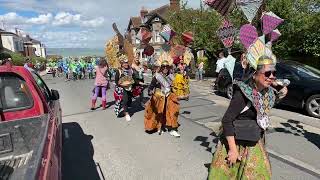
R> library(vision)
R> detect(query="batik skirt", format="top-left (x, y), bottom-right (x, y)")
top-left (144, 90), bottom-right (180, 131)
top-left (208, 138), bottom-right (271, 180)
top-left (172, 73), bottom-right (190, 100)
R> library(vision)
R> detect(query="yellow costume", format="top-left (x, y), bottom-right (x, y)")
top-left (172, 72), bottom-right (190, 100)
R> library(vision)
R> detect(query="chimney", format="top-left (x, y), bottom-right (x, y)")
top-left (140, 7), bottom-right (148, 19)
top-left (170, 0), bottom-right (180, 11)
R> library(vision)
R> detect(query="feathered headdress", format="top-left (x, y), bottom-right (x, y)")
top-left (157, 51), bottom-right (173, 66)
top-left (246, 38), bottom-right (276, 70)
top-left (183, 49), bottom-right (193, 66)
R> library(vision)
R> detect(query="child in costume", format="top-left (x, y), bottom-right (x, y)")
top-left (172, 51), bottom-right (192, 100)
top-left (91, 58), bottom-right (109, 110)
top-left (114, 56), bottom-right (137, 121)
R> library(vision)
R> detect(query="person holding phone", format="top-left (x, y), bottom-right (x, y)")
top-left (209, 48), bottom-right (288, 179)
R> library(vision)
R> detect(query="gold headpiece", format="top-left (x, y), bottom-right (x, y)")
top-left (158, 51), bottom-right (173, 66)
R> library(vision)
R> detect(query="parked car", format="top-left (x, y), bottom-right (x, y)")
top-left (0, 62), bottom-right (62, 180)
top-left (216, 60), bottom-right (320, 118)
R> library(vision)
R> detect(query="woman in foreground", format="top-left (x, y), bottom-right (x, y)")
top-left (209, 52), bottom-right (288, 179)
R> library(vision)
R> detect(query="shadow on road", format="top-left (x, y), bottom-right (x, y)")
top-left (194, 132), bottom-right (220, 180)
top-left (274, 119), bottom-right (320, 149)
top-left (62, 122), bottom-right (102, 180)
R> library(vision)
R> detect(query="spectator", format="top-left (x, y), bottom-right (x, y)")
top-left (215, 52), bottom-right (227, 75)
top-left (198, 61), bottom-right (204, 81)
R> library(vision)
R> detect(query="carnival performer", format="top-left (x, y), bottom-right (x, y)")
top-left (144, 59), bottom-right (181, 138)
top-left (91, 58), bottom-right (109, 110)
top-left (114, 56), bottom-right (136, 121)
top-left (62, 59), bottom-right (70, 81)
top-left (208, 39), bottom-right (288, 179)
top-left (132, 53), bottom-right (146, 106)
top-left (172, 51), bottom-right (192, 100)
top-left (87, 61), bottom-right (94, 79)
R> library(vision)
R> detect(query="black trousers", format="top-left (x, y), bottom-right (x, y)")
top-left (122, 90), bottom-right (133, 113)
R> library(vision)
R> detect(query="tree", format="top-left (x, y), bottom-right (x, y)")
top-left (266, 0), bottom-right (320, 58)
top-left (166, 2), bottom-right (223, 56)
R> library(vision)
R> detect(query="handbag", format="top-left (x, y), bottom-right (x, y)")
top-left (232, 102), bottom-right (262, 142)
top-left (233, 120), bottom-right (261, 142)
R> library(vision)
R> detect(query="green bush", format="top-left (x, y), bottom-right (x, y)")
top-left (31, 56), bottom-right (47, 64)
top-left (9, 52), bottom-right (25, 66)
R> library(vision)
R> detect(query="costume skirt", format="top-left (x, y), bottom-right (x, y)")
top-left (172, 74), bottom-right (190, 99)
top-left (144, 90), bottom-right (180, 131)
top-left (208, 138), bottom-right (271, 180)
top-left (114, 86), bottom-right (123, 116)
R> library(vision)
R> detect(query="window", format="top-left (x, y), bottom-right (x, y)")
top-left (0, 73), bottom-right (34, 112)
top-left (31, 72), bottom-right (51, 102)
top-left (154, 31), bottom-right (162, 43)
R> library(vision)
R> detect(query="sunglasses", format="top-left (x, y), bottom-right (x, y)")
top-left (263, 71), bottom-right (276, 78)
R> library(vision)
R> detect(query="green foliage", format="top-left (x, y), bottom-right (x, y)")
top-left (166, 0), bottom-right (320, 64)
top-left (9, 52), bottom-right (25, 66)
top-left (166, 2), bottom-right (223, 53)
top-left (266, 0), bottom-right (320, 58)
top-left (31, 56), bottom-right (47, 64)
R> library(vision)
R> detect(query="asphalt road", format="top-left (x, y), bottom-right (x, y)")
top-left (44, 75), bottom-right (320, 180)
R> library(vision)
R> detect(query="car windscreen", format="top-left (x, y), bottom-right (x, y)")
top-left (289, 64), bottom-right (320, 79)
top-left (0, 72), bottom-right (34, 112)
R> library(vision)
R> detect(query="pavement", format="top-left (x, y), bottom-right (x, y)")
top-left (43, 75), bottom-right (320, 180)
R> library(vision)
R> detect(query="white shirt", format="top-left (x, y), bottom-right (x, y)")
top-left (216, 57), bottom-right (227, 73)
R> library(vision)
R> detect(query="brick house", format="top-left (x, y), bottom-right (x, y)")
top-left (126, 0), bottom-right (180, 60)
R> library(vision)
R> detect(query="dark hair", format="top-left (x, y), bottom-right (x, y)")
top-left (99, 58), bottom-right (108, 68)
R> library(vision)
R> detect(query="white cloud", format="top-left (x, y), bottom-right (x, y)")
top-left (27, 13), bottom-right (53, 24)
top-left (0, 0), bottom-right (201, 48)
top-left (0, 12), bottom-right (25, 25)
top-left (52, 12), bottom-right (81, 26)
top-left (52, 12), bottom-right (104, 28)
top-left (81, 17), bottom-right (105, 28)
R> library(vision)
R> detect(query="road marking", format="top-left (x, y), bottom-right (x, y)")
top-left (64, 129), bottom-right (69, 139)
top-left (96, 162), bottom-right (105, 180)
top-left (267, 148), bottom-right (320, 179)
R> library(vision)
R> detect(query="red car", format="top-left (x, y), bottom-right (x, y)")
top-left (0, 62), bottom-right (62, 180)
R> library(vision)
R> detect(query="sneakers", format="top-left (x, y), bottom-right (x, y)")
top-left (125, 114), bottom-right (131, 121)
top-left (158, 129), bottom-right (163, 135)
top-left (169, 130), bottom-right (181, 138)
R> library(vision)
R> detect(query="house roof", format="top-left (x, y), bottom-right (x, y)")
top-left (145, 13), bottom-right (167, 25)
top-left (0, 30), bottom-right (18, 36)
top-left (31, 38), bottom-right (41, 44)
top-left (131, 16), bottom-right (142, 28)
top-left (147, 4), bottom-right (170, 17)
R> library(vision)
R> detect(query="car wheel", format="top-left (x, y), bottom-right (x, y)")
top-left (226, 84), bottom-right (233, 99)
top-left (305, 95), bottom-right (320, 118)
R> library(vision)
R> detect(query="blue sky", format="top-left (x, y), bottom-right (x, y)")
top-left (0, 0), bottom-right (201, 49)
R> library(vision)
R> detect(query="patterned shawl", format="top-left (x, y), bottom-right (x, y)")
top-left (235, 80), bottom-right (276, 130)
top-left (155, 73), bottom-right (174, 96)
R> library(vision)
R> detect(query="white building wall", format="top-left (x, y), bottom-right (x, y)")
top-left (1, 35), bottom-right (15, 51)
top-left (32, 43), bottom-right (41, 57)
top-left (40, 46), bottom-right (46, 58)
